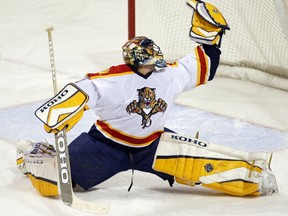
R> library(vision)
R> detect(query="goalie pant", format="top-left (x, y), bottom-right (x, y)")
top-left (16, 127), bottom-right (175, 196)
top-left (16, 129), bottom-right (278, 197)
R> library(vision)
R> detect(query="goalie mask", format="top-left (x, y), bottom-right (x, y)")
top-left (122, 36), bottom-right (167, 68)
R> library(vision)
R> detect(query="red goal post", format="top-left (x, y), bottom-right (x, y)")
top-left (128, 0), bottom-right (135, 40)
top-left (128, 0), bottom-right (288, 91)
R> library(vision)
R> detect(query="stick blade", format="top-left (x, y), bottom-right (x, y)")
top-left (70, 195), bottom-right (110, 214)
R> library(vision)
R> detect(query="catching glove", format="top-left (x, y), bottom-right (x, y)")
top-left (35, 83), bottom-right (89, 133)
top-left (187, 0), bottom-right (230, 47)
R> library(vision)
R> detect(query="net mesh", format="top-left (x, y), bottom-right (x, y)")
top-left (134, 0), bottom-right (288, 90)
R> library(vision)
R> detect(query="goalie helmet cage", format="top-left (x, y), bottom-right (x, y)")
top-left (128, 0), bottom-right (288, 91)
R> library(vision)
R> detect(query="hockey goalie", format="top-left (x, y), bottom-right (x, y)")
top-left (16, 0), bottom-right (278, 198)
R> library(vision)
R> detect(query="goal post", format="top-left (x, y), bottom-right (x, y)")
top-left (128, 0), bottom-right (135, 40)
top-left (128, 0), bottom-right (288, 91)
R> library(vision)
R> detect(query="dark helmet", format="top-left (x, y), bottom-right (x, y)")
top-left (122, 36), bottom-right (166, 68)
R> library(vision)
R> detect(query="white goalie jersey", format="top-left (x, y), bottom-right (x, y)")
top-left (75, 45), bottom-right (214, 147)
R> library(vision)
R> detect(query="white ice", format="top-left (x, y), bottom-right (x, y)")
top-left (0, 0), bottom-right (288, 216)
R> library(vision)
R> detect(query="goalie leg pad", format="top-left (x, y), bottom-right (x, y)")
top-left (16, 140), bottom-right (32, 175)
top-left (17, 140), bottom-right (59, 196)
top-left (152, 132), bottom-right (273, 196)
top-left (26, 157), bottom-right (59, 197)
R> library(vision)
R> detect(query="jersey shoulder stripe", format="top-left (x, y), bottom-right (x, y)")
top-left (87, 64), bottom-right (134, 79)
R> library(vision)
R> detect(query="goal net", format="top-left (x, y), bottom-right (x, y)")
top-left (129, 0), bottom-right (288, 91)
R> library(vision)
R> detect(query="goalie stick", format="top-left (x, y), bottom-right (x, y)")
top-left (45, 26), bottom-right (109, 214)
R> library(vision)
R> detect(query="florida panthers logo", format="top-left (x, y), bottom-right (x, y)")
top-left (126, 87), bottom-right (167, 128)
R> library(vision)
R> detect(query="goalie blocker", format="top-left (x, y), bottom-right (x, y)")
top-left (35, 83), bottom-right (89, 133)
top-left (153, 132), bottom-right (278, 196)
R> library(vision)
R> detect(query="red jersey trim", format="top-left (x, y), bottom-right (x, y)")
top-left (195, 46), bottom-right (209, 85)
top-left (96, 120), bottom-right (164, 147)
top-left (87, 64), bottom-right (134, 79)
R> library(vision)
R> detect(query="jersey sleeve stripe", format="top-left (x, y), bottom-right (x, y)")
top-left (195, 46), bottom-right (209, 85)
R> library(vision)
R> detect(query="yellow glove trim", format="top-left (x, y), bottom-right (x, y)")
top-left (187, 0), bottom-right (230, 46)
top-left (35, 83), bottom-right (89, 133)
top-left (187, 0), bottom-right (229, 29)
top-left (44, 107), bottom-right (84, 133)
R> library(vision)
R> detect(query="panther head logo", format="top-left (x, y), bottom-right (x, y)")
top-left (126, 87), bottom-right (167, 128)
